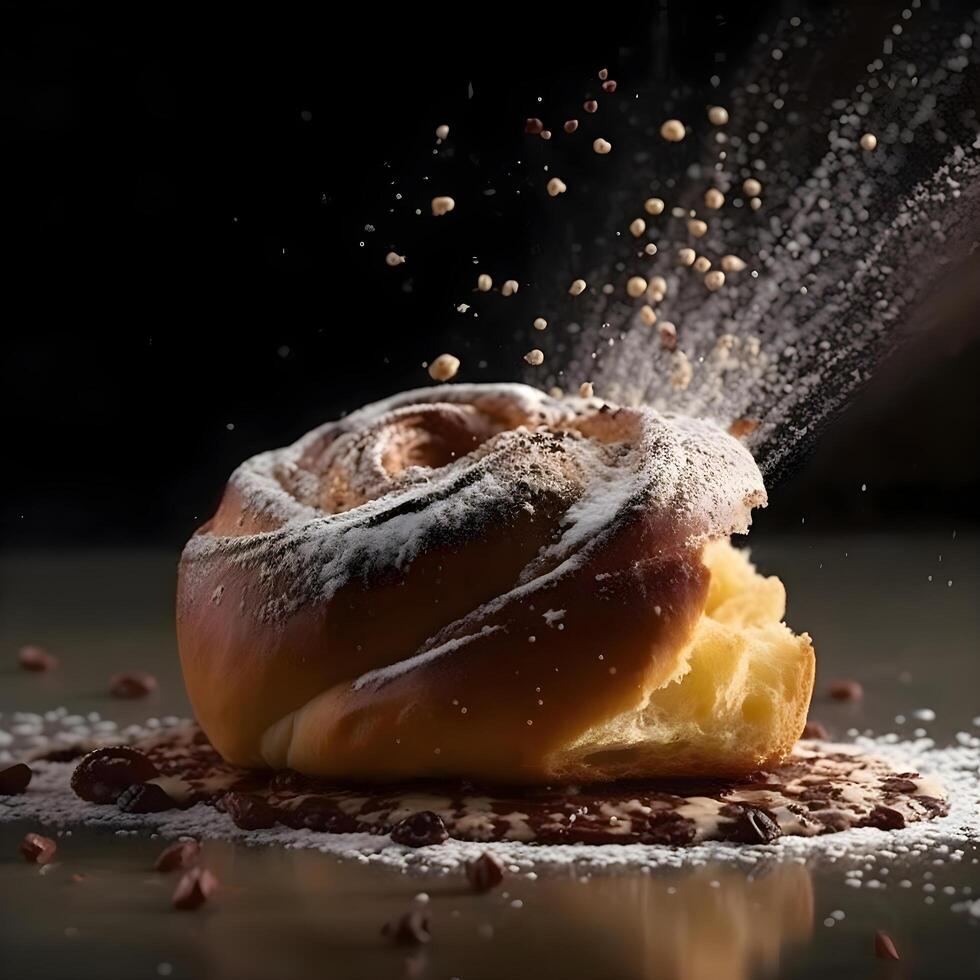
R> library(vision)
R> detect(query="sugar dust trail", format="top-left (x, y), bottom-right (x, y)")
top-left (541, 4), bottom-right (980, 483)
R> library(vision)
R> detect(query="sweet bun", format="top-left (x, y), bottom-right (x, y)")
top-left (177, 383), bottom-right (814, 783)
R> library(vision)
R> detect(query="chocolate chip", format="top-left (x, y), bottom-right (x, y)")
top-left (0, 763), bottom-right (32, 795)
top-left (802, 721), bottom-right (829, 740)
top-left (172, 867), bottom-right (218, 910)
top-left (721, 804), bottom-right (782, 844)
top-left (20, 832), bottom-right (57, 864)
top-left (865, 805), bottom-right (906, 831)
top-left (390, 811), bottom-right (448, 847)
top-left (524, 117), bottom-right (543, 135)
top-left (222, 791), bottom-right (278, 830)
top-left (563, 119), bottom-right (579, 134)
top-left (155, 840), bottom-right (201, 872)
top-left (465, 852), bottom-right (505, 892)
top-left (601, 79), bottom-right (617, 93)
top-left (117, 782), bottom-right (176, 813)
top-left (382, 909), bottom-right (431, 946)
top-left (828, 679), bottom-right (863, 701)
top-left (874, 930), bottom-right (900, 960)
top-left (70, 746), bottom-right (160, 804)
top-left (583, 99), bottom-right (598, 113)
top-left (18, 645), bottom-right (58, 672)
top-left (108, 672), bottom-right (157, 699)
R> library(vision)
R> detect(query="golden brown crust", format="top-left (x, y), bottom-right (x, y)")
top-left (176, 383), bottom-right (808, 784)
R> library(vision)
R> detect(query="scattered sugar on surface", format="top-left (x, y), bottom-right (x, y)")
top-left (3, 712), bottom-right (978, 881)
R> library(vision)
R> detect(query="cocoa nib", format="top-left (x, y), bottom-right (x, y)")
top-left (828, 679), bottom-right (863, 702)
top-left (802, 721), bottom-right (829, 740)
top-left (20, 832), bottom-right (57, 864)
top-left (108, 672), bottom-right (157, 699)
top-left (720, 804), bottom-right (782, 844)
top-left (172, 867), bottom-right (218, 910)
top-left (18, 645), bottom-right (58, 672)
top-left (0, 763), bottom-right (33, 795)
top-left (382, 909), bottom-right (431, 946)
top-left (466, 852), bottom-right (505, 892)
top-left (874, 930), bottom-right (900, 961)
top-left (71, 746), bottom-right (159, 804)
top-left (390, 811), bottom-right (449, 847)
top-left (155, 840), bottom-right (201, 872)
top-left (117, 782), bottom-right (176, 813)
top-left (222, 791), bottom-right (278, 830)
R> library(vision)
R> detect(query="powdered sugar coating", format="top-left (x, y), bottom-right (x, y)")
top-left (180, 384), bottom-right (766, 625)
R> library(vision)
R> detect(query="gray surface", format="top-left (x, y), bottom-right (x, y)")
top-left (1, 534), bottom-right (978, 980)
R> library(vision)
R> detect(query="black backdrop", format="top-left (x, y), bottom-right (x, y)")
top-left (2, 1), bottom-right (978, 548)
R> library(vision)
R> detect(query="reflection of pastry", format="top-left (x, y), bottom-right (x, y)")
top-left (551, 863), bottom-right (814, 980)
top-left (177, 383), bottom-right (814, 783)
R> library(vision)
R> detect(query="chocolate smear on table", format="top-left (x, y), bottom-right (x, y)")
top-left (59, 726), bottom-right (949, 847)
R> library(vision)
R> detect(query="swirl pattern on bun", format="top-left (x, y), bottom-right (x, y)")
top-left (177, 383), bottom-right (813, 783)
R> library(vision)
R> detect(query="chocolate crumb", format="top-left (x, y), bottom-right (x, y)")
top-left (18, 645), bottom-right (58, 672)
top-left (172, 867), bottom-right (218, 910)
top-left (874, 930), bottom-right (900, 960)
top-left (865, 805), bottom-right (906, 831)
top-left (465, 852), bottom-right (505, 892)
top-left (108, 672), bottom-right (157, 699)
top-left (0, 763), bottom-right (33, 795)
top-left (828, 679), bottom-right (863, 702)
top-left (71, 747), bottom-right (159, 804)
top-left (382, 909), bottom-right (431, 946)
top-left (117, 782), bottom-right (177, 813)
top-left (802, 721), bottom-right (830, 740)
top-left (720, 804), bottom-right (782, 844)
top-left (223, 791), bottom-right (278, 830)
top-left (155, 840), bottom-right (201, 873)
top-left (20, 832), bottom-right (57, 865)
top-left (390, 811), bottom-right (449, 847)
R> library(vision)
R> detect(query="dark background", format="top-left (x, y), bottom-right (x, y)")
top-left (2, 1), bottom-right (978, 549)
